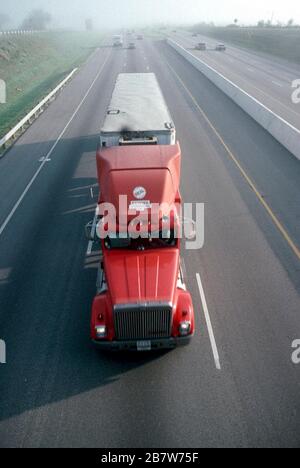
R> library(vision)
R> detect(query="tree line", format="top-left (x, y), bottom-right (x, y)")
top-left (0, 10), bottom-right (52, 31)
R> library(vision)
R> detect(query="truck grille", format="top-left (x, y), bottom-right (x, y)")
top-left (114, 303), bottom-right (172, 341)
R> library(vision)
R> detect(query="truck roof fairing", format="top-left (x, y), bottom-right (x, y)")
top-left (97, 143), bottom-right (181, 219)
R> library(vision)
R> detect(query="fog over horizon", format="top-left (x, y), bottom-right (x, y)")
top-left (1, 0), bottom-right (300, 30)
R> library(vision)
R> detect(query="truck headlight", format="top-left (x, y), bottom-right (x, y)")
top-left (179, 321), bottom-right (191, 336)
top-left (95, 325), bottom-right (107, 339)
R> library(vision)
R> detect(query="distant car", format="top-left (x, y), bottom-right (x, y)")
top-left (192, 33), bottom-right (198, 37)
top-left (195, 42), bottom-right (207, 51)
top-left (128, 42), bottom-right (136, 49)
top-left (137, 35), bottom-right (144, 40)
top-left (216, 43), bottom-right (226, 51)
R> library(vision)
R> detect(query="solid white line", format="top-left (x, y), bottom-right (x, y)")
top-left (169, 39), bottom-right (300, 134)
top-left (86, 205), bottom-right (99, 255)
top-left (0, 50), bottom-right (111, 238)
top-left (196, 273), bottom-right (221, 370)
top-left (272, 80), bottom-right (283, 88)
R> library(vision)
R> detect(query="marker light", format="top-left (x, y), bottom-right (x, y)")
top-left (179, 321), bottom-right (191, 337)
top-left (95, 326), bottom-right (107, 339)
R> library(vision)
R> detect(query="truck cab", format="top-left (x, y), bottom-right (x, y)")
top-left (90, 144), bottom-right (194, 350)
top-left (88, 73), bottom-right (195, 351)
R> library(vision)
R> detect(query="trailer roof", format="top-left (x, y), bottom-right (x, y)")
top-left (101, 73), bottom-right (174, 134)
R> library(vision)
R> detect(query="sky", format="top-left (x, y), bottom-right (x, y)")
top-left (1, 0), bottom-right (300, 29)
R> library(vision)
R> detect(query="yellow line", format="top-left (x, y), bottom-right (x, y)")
top-left (166, 59), bottom-right (300, 262)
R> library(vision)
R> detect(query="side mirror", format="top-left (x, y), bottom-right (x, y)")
top-left (85, 221), bottom-right (97, 241)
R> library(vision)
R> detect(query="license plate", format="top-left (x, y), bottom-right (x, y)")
top-left (137, 341), bottom-right (152, 351)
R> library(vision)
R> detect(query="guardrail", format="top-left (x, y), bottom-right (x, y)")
top-left (167, 38), bottom-right (300, 162)
top-left (0, 68), bottom-right (78, 155)
top-left (0, 30), bottom-right (45, 36)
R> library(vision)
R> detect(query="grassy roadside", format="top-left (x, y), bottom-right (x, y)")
top-left (0, 31), bottom-right (104, 138)
top-left (190, 26), bottom-right (300, 64)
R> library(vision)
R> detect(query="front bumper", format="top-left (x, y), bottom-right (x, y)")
top-left (92, 335), bottom-right (193, 351)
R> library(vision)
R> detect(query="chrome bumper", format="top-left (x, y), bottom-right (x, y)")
top-left (92, 335), bottom-right (193, 351)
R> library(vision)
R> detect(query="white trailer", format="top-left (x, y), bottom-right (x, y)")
top-left (100, 73), bottom-right (176, 148)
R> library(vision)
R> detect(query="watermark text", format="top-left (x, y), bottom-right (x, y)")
top-left (291, 339), bottom-right (300, 365)
top-left (0, 79), bottom-right (6, 104)
top-left (0, 339), bottom-right (6, 364)
top-left (92, 196), bottom-right (205, 250)
top-left (291, 79), bottom-right (300, 104)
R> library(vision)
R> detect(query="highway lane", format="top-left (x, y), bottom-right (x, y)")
top-left (155, 41), bottom-right (300, 272)
top-left (174, 30), bottom-right (300, 82)
top-left (144, 39), bottom-right (300, 445)
top-left (170, 31), bottom-right (300, 130)
top-left (0, 37), bottom-right (299, 447)
top-left (174, 30), bottom-right (300, 89)
top-left (0, 45), bottom-right (113, 231)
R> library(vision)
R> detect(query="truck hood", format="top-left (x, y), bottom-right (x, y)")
top-left (104, 249), bottom-right (179, 305)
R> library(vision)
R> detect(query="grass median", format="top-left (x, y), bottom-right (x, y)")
top-left (0, 31), bottom-right (105, 138)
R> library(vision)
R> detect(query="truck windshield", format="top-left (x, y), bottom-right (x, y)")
top-left (104, 230), bottom-right (177, 250)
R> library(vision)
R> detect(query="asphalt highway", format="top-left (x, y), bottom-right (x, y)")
top-left (0, 36), bottom-right (299, 448)
top-left (169, 31), bottom-right (300, 130)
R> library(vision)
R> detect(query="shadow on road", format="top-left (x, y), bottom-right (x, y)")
top-left (0, 132), bottom-right (168, 424)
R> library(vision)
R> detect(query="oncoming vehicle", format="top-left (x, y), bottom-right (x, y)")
top-left (195, 42), bottom-right (207, 51)
top-left (128, 42), bottom-right (136, 49)
top-left (216, 43), bottom-right (226, 51)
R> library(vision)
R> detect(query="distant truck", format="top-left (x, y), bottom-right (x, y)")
top-left (87, 73), bottom-right (195, 351)
top-left (113, 35), bottom-right (123, 47)
top-left (195, 42), bottom-right (207, 51)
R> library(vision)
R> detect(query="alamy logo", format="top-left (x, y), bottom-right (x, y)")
top-left (291, 79), bottom-right (300, 104)
top-left (0, 339), bottom-right (6, 364)
top-left (0, 79), bottom-right (6, 104)
top-left (291, 339), bottom-right (300, 365)
top-left (133, 187), bottom-right (147, 200)
top-left (93, 196), bottom-right (205, 250)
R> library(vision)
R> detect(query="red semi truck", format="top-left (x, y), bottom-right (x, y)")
top-left (87, 74), bottom-right (195, 351)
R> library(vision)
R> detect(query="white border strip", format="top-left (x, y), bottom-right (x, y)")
top-left (0, 68), bottom-right (78, 150)
top-left (167, 38), bottom-right (300, 161)
top-left (196, 273), bottom-right (221, 370)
